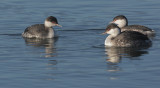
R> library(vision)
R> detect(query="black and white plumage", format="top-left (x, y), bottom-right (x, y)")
top-left (22, 16), bottom-right (61, 38)
top-left (111, 15), bottom-right (155, 37)
top-left (102, 23), bottom-right (152, 47)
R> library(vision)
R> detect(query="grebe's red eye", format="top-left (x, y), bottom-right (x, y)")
top-left (107, 29), bottom-right (111, 31)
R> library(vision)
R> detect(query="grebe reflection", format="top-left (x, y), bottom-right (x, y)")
top-left (23, 37), bottom-right (58, 57)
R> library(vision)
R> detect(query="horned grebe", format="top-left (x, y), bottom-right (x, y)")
top-left (22, 16), bottom-right (61, 38)
top-left (111, 15), bottom-right (155, 37)
top-left (102, 23), bottom-right (152, 47)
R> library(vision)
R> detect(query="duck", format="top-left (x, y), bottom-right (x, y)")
top-left (22, 16), bottom-right (61, 38)
top-left (102, 23), bottom-right (152, 47)
top-left (110, 15), bottom-right (155, 37)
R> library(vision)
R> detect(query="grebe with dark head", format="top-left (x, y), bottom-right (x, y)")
top-left (102, 23), bottom-right (152, 47)
top-left (22, 16), bottom-right (61, 38)
top-left (111, 15), bottom-right (155, 37)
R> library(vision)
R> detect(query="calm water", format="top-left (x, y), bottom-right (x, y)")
top-left (0, 0), bottom-right (160, 88)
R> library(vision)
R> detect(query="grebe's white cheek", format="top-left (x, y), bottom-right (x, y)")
top-left (108, 28), bottom-right (120, 36)
top-left (114, 19), bottom-right (126, 28)
top-left (107, 29), bottom-right (114, 34)
top-left (45, 20), bottom-right (54, 27)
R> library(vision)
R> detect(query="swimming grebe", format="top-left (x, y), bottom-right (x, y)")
top-left (102, 23), bottom-right (152, 47)
top-left (111, 15), bottom-right (155, 37)
top-left (22, 16), bottom-right (61, 38)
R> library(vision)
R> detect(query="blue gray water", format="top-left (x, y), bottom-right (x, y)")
top-left (0, 0), bottom-right (160, 88)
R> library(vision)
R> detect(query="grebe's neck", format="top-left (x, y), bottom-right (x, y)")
top-left (105, 28), bottom-right (121, 46)
top-left (105, 35), bottom-right (114, 46)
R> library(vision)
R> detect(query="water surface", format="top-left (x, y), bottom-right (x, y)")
top-left (0, 0), bottom-right (160, 88)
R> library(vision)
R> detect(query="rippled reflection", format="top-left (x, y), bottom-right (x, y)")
top-left (105, 47), bottom-right (150, 72)
top-left (105, 47), bottom-right (151, 80)
top-left (23, 37), bottom-right (58, 58)
top-left (105, 47), bottom-right (149, 63)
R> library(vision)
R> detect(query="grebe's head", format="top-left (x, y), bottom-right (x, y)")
top-left (44, 16), bottom-right (62, 27)
top-left (111, 15), bottom-right (128, 28)
top-left (102, 23), bottom-right (121, 36)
